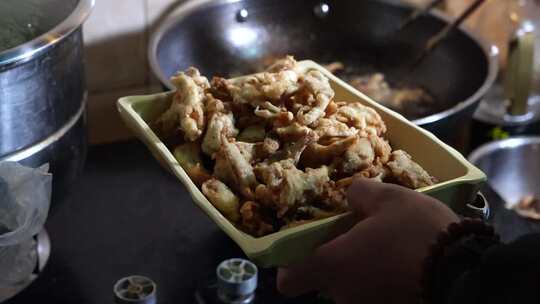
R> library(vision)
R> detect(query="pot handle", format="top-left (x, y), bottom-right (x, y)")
top-left (463, 192), bottom-right (490, 221)
top-left (504, 21), bottom-right (536, 116)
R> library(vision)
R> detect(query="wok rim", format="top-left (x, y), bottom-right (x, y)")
top-left (148, 0), bottom-right (498, 126)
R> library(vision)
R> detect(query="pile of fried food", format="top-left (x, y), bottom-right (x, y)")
top-left (154, 56), bottom-right (436, 237)
top-left (324, 62), bottom-right (436, 120)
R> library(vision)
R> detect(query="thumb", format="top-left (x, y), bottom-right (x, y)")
top-left (346, 178), bottom-right (413, 218)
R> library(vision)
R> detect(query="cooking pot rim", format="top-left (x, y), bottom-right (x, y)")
top-left (0, 0), bottom-right (95, 68)
top-left (148, 0), bottom-right (242, 87)
top-left (468, 136), bottom-right (540, 164)
top-left (148, 0), bottom-right (498, 126)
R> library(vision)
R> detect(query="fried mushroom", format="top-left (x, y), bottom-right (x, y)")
top-left (295, 70), bottom-right (335, 126)
top-left (240, 201), bottom-right (274, 237)
top-left (237, 125), bottom-right (266, 143)
top-left (155, 56), bottom-right (437, 237)
top-left (386, 150), bottom-right (436, 189)
top-left (220, 135), bottom-right (258, 199)
top-left (157, 68), bottom-right (210, 141)
top-left (173, 143), bottom-right (211, 186)
top-left (202, 178), bottom-right (240, 222)
top-left (255, 160), bottom-right (330, 217)
top-left (202, 111), bottom-right (238, 156)
top-left (331, 101), bottom-right (386, 137)
top-left (301, 136), bottom-right (357, 168)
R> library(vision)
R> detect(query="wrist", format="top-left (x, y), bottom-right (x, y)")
top-left (421, 219), bottom-right (501, 304)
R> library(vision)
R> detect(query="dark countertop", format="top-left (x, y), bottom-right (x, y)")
top-left (482, 184), bottom-right (540, 243)
top-left (6, 141), bottom-right (290, 304)
top-left (6, 140), bottom-right (540, 303)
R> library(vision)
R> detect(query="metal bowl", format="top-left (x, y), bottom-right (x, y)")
top-left (469, 137), bottom-right (540, 207)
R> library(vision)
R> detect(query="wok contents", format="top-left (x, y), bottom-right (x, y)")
top-left (324, 62), bottom-right (436, 119)
top-left (513, 195), bottom-right (540, 220)
top-left (154, 56), bottom-right (436, 237)
top-left (0, 0), bottom-right (42, 52)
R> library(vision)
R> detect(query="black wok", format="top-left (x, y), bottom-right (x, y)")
top-left (149, 0), bottom-right (497, 151)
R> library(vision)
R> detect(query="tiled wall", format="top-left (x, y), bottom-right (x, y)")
top-left (84, 0), bottom-right (184, 144)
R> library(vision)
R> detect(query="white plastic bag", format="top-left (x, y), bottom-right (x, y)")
top-left (0, 162), bottom-right (51, 286)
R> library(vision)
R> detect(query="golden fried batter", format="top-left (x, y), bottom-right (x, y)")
top-left (157, 68), bottom-right (210, 141)
top-left (369, 134), bottom-right (392, 164)
top-left (270, 129), bottom-right (318, 165)
top-left (301, 136), bottom-right (357, 168)
top-left (220, 136), bottom-right (258, 199)
top-left (275, 122), bottom-right (311, 141)
top-left (240, 201), bottom-right (274, 236)
top-left (297, 206), bottom-right (343, 220)
top-left (227, 70), bottom-right (299, 106)
top-left (235, 138), bottom-right (280, 164)
top-left (173, 143), bottom-right (212, 186)
top-left (313, 118), bottom-right (358, 139)
top-left (255, 160), bottom-right (330, 217)
top-left (386, 150), bottom-right (436, 189)
top-left (202, 111), bottom-right (238, 156)
top-left (336, 136), bottom-right (375, 175)
top-left (253, 102), bottom-right (295, 126)
top-left (331, 101), bottom-right (387, 137)
top-left (237, 125), bottom-right (266, 143)
top-left (320, 181), bottom-right (348, 211)
top-left (158, 56), bottom-right (435, 237)
top-left (295, 70), bottom-right (335, 126)
top-left (202, 178), bottom-right (240, 222)
top-left (266, 55), bottom-right (299, 73)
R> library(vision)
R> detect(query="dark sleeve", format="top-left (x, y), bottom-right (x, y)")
top-left (447, 234), bottom-right (540, 304)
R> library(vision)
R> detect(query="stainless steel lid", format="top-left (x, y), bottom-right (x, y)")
top-left (0, 0), bottom-right (94, 68)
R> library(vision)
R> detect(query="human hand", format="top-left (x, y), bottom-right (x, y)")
top-left (277, 179), bottom-right (459, 304)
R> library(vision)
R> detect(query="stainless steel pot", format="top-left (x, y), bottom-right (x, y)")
top-left (148, 0), bottom-right (498, 152)
top-left (469, 136), bottom-right (540, 207)
top-left (468, 137), bottom-right (540, 240)
top-left (0, 0), bottom-right (94, 196)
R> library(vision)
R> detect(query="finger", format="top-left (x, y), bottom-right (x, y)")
top-left (277, 253), bottom-right (326, 296)
top-left (346, 178), bottom-right (426, 217)
top-left (346, 178), bottom-right (398, 217)
top-left (278, 218), bottom-right (379, 298)
top-left (276, 233), bottom-right (349, 297)
top-left (277, 267), bottom-right (317, 297)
